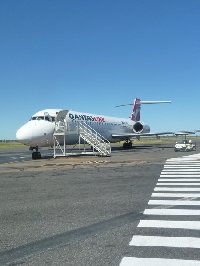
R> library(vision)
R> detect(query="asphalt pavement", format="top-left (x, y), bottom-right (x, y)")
top-left (1, 143), bottom-right (200, 265)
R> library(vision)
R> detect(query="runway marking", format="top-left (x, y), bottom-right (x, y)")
top-left (166, 161), bottom-right (200, 163)
top-left (120, 257), bottom-right (200, 266)
top-left (129, 235), bottom-right (200, 248)
top-left (120, 153), bottom-right (200, 266)
top-left (152, 192), bottom-right (200, 197)
top-left (158, 178), bottom-right (200, 181)
top-left (167, 159), bottom-right (200, 160)
top-left (164, 166), bottom-right (200, 168)
top-left (167, 161), bottom-right (200, 164)
top-left (154, 187), bottom-right (200, 191)
top-left (144, 208), bottom-right (200, 215)
top-left (161, 174), bottom-right (200, 177)
top-left (148, 200), bottom-right (200, 205)
top-left (157, 182), bottom-right (200, 185)
top-left (160, 174), bottom-right (200, 177)
top-left (167, 158), bottom-right (200, 161)
top-left (138, 220), bottom-right (200, 230)
top-left (162, 169), bottom-right (200, 172)
top-left (166, 163), bottom-right (200, 166)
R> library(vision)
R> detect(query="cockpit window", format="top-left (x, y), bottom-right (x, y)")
top-left (38, 116), bottom-right (46, 120)
top-left (30, 116), bottom-right (56, 122)
top-left (30, 117), bottom-right (37, 120)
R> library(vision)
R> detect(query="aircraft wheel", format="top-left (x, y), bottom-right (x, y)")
top-left (32, 152), bottom-right (37, 160)
top-left (123, 142), bottom-right (127, 149)
top-left (128, 142), bottom-right (132, 149)
top-left (32, 152), bottom-right (41, 160)
top-left (123, 141), bottom-right (132, 149)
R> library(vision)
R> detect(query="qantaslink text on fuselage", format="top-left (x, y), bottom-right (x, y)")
top-left (69, 113), bottom-right (105, 122)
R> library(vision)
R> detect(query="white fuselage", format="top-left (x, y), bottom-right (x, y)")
top-left (65, 110), bottom-right (133, 143)
top-left (16, 109), bottom-right (150, 148)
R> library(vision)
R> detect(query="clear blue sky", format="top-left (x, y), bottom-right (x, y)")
top-left (1, 0), bottom-right (200, 139)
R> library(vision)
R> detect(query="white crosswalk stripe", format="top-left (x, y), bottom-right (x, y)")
top-left (149, 200), bottom-right (200, 205)
top-left (144, 208), bottom-right (200, 215)
top-left (119, 153), bottom-right (200, 265)
top-left (162, 169), bottom-right (200, 172)
top-left (160, 174), bottom-right (200, 176)
top-left (164, 166), bottom-right (200, 168)
top-left (120, 257), bottom-right (200, 266)
top-left (157, 182), bottom-right (200, 185)
top-left (154, 187), bottom-right (200, 191)
top-left (158, 178), bottom-right (200, 180)
top-left (129, 235), bottom-right (200, 248)
top-left (138, 220), bottom-right (200, 230)
top-left (152, 192), bottom-right (200, 197)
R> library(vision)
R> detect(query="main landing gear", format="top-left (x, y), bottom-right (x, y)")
top-left (123, 140), bottom-right (132, 149)
top-left (30, 146), bottom-right (42, 160)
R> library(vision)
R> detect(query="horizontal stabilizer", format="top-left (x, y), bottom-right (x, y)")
top-left (140, 100), bottom-right (171, 104)
top-left (115, 100), bottom-right (171, 108)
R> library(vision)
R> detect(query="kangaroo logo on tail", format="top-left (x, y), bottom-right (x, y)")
top-left (131, 98), bottom-right (141, 121)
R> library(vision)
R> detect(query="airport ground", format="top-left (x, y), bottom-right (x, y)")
top-left (1, 139), bottom-right (200, 265)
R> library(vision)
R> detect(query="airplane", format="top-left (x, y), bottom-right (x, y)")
top-left (16, 98), bottom-right (172, 159)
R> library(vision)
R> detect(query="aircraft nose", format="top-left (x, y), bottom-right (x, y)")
top-left (16, 120), bottom-right (55, 147)
top-left (16, 124), bottom-right (32, 144)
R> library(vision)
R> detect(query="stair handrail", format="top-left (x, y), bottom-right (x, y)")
top-left (77, 121), bottom-right (111, 155)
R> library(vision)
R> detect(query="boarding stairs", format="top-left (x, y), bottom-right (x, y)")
top-left (53, 111), bottom-right (111, 157)
top-left (53, 111), bottom-right (68, 158)
top-left (78, 121), bottom-right (111, 156)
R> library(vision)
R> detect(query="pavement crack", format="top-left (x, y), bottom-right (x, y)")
top-left (0, 211), bottom-right (142, 266)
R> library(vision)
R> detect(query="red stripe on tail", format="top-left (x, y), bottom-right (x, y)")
top-left (131, 98), bottom-right (141, 121)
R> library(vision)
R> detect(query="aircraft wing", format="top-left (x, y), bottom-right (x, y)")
top-left (174, 131), bottom-right (196, 136)
top-left (112, 132), bottom-right (174, 139)
top-left (112, 130), bottom-right (197, 139)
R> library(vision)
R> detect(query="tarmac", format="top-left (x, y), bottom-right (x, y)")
top-left (0, 143), bottom-right (182, 172)
top-left (1, 142), bottom-right (200, 265)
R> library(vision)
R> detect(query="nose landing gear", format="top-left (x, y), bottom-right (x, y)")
top-left (30, 146), bottom-right (42, 160)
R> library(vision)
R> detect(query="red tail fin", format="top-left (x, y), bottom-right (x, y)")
top-left (115, 98), bottom-right (171, 121)
top-left (131, 98), bottom-right (141, 121)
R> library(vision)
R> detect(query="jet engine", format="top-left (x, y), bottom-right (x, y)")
top-left (133, 121), bottom-right (150, 134)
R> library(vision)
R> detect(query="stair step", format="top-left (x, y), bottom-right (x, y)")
top-left (78, 121), bottom-right (111, 156)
